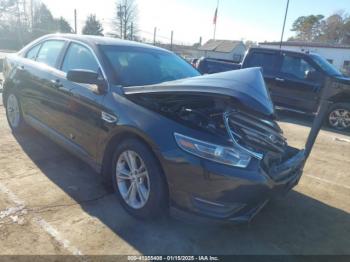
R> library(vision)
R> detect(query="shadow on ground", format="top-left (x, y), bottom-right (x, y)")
top-left (276, 110), bottom-right (349, 137)
top-left (13, 128), bottom-right (350, 255)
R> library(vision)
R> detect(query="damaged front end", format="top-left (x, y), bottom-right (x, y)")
top-left (124, 68), bottom-right (306, 182)
top-left (122, 67), bottom-right (334, 222)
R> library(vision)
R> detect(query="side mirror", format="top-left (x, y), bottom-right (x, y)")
top-left (67, 69), bottom-right (107, 94)
top-left (305, 70), bottom-right (321, 81)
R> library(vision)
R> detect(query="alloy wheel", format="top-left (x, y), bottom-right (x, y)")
top-left (329, 109), bottom-right (350, 130)
top-left (6, 94), bottom-right (20, 128)
top-left (116, 150), bottom-right (151, 209)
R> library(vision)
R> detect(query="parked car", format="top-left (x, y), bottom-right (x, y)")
top-left (3, 34), bottom-right (322, 223)
top-left (196, 48), bottom-right (350, 131)
top-left (196, 57), bottom-right (241, 74)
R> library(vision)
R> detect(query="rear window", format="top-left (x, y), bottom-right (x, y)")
top-left (25, 44), bottom-right (41, 60)
top-left (36, 40), bottom-right (65, 68)
top-left (245, 52), bottom-right (278, 75)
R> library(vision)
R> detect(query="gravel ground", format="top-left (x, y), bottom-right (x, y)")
top-left (0, 104), bottom-right (349, 256)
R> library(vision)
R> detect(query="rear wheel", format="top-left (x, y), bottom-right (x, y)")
top-left (111, 138), bottom-right (167, 219)
top-left (5, 92), bottom-right (26, 132)
top-left (327, 103), bottom-right (350, 131)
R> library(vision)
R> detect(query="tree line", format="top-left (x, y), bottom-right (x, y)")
top-left (289, 12), bottom-right (350, 44)
top-left (2, 1), bottom-right (349, 51)
top-left (0, 0), bottom-right (137, 50)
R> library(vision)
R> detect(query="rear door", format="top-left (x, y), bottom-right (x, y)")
top-left (274, 53), bottom-right (323, 113)
top-left (19, 40), bottom-right (67, 129)
top-left (243, 50), bottom-right (280, 100)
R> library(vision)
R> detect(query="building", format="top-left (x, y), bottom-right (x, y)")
top-left (198, 39), bottom-right (246, 63)
top-left (259, 41), bottom-right (350, 74)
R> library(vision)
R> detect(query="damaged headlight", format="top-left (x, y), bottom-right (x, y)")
top-left (174, 133), bottom-right (251, 168)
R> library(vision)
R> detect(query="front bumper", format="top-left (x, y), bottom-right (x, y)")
top-left (163, 146), bottom-right (305, 224)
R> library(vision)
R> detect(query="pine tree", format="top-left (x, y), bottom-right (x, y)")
top-left (82, 14), bottom-right (103, 36)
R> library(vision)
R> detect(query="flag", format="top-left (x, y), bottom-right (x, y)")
top-left (213, 7), bottom-right (218, 24)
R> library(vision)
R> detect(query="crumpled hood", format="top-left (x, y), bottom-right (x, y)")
top-left (123, 67), bottom-right (275, 116)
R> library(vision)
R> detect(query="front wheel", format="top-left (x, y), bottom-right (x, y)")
top-left (327, 103), bottom-right (350, 131)
top-left (5, 92), bottom-right (26, 132)
top-left (112, 138), bottom-right (168, 219)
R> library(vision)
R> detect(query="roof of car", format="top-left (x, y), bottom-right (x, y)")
top-left (249, 47), bottom-right (309, 56)
top-left (259, 41), bottom-right (350, 50)
top-left (42, 34), bottom-right (171, 53)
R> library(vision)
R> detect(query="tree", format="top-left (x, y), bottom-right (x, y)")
top-left (291, 15), bottom-right (324, 41)
top-left (32, 3), bottom-right (57, 38)
top-left (289, 12), bottom-right (350, 44)
top-left (56, 17), bottom-right (73, 33)
top-left (113, 0), bottom-right (138, 40)
top-left (0, 0), bottom-right (16, 19)
top-left (319, 14), bottom-right (347, 44)
top-left (82, 14), bottom-right (103, 36)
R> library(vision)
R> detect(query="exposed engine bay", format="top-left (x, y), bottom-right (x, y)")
top-left (127, 93), bottom-right (289, 166)
top-left (128, 93), bottom-right (233, 135)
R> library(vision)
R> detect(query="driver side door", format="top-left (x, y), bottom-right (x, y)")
top-left (274, 53), bottom-right (323, 113)
top-left (56, 42), bottom-right (107, 163)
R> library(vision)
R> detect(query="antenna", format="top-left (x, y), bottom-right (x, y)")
top-left (279, 0), bottom-right (290, 50)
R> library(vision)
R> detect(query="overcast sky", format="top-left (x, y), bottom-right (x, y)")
top-left (41, 0), bottom-right (350, 45)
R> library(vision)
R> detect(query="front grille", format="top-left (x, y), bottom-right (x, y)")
top-left (224, 110), bottom-right (287, 156)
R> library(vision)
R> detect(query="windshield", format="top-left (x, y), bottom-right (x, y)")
top-left (310, 54), bottom-right (342, 76)
top-left (100, 45), bottom-right (200, 86)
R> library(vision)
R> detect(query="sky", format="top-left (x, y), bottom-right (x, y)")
top-left (41, 0), bottom-right (350, 45)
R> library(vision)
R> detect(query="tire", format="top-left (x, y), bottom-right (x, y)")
top-left (327, 103), bottom-right (350, 131)
top-left (111, 138), bottom-right (168, 219)
top-left (5, 92), bottom-right (26, 132)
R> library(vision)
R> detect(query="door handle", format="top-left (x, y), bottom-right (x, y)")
top-left (17, 65), bottom-right (24, 71)
top-left (50, 79), bottom-right (70, 93)
top-left (275, 77), bottom-right (285, 82)
top-left (50, 79), bottom-right (63, 88)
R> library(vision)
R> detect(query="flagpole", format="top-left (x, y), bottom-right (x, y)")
top-left (213, 0), bottom-right (219, 39)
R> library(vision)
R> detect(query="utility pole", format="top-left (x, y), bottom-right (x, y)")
top-left (118, 4), bottom-right (124, 39)
top-left (74, 9), bottom-right (77, 34)
top-left (153, 27), bottom-right (157, 45)
top-left (170, 30), bottom-right (173, 50)
top-left (30, 0), bottom-right (34, 30)
top-left (130, 23), bottom-right (133, 41)
top-left (279, 0), bottom-right (290, 49)
top-left (123, 5), bottom-right (127, 39)
top-left (199, 36), bottom-right (202, 46)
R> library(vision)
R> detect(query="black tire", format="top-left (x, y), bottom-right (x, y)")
top-left (5, 91), bottom-right (26, 133)
top-left (327, 103), bottom-right (350, 131)
top-left (111, 138), bottom-right (168, 219)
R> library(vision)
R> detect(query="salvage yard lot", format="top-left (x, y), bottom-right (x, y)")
top-left (0, 105), bottom-right (349, 255)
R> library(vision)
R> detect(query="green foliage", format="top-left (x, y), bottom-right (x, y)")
top-left (290, 12), bottom-right (350, 44)
top-left (56, 17), bottom-right (73, 33)
top-left (32, 3), bottom-right (56, 38)
top-left (291, 15), bottom-right (324, 41)
top-left (0, 0), bottom-right (73, 50)
top-left (82, 14), bottom-right (104, 36)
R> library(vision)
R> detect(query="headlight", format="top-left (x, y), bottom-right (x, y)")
top-left (174, 133), bottom-right (251, 168)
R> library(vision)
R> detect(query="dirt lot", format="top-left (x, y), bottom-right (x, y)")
top-left (0, 103), bottom-right (349, 255)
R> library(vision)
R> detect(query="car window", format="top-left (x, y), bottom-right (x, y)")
top-left (245, 52), bottom-right (278, 75)
top-left (101, 45), bottom-right (200, 86)
top-left (61, 43), bottom-right (99, 73)
top-left (36, 40), bottom-right (65, 68)
top-left (281, 55), bottom-right (316, 81)
top-left (25, 44), bottom-right (41, 60)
